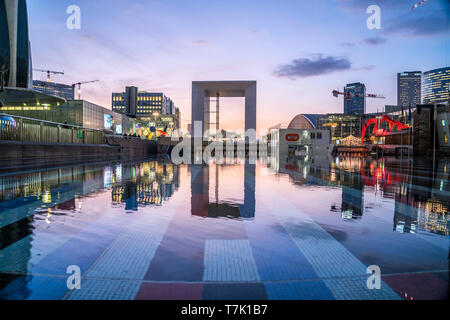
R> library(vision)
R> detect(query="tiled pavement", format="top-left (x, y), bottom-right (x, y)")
top-left (0, 168), bottom-right (447, 300)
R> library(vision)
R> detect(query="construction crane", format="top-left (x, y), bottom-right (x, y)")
top-left (332, 90), bottom-right (385, 99)
top-left (33, 69), bottom-right (64, 82)
top-left (411, 0), bottom-right (427, 10)
top-left (72, 80), bottom-right (100, 100)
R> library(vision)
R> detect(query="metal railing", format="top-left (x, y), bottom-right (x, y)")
top-left (0, 113), bottom-right (105, 145)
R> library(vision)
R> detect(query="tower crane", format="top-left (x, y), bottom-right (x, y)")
top-left (72, 80), bottom-right (100, 100)
top-left (33, 69), bottom-right (64, 82)
top-left (411, 0), bottom-right (427, 10)
top-left (332, 90), bottom-right (385, 99)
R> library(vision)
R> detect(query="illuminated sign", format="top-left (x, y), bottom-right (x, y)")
top-left (103, 166), bottom-right (113, 188)
top-left (285, 133), bottom-right (300, 142)
top-left (115, 124), bottom-right (122, 134)
top-left (104, 114), bottom-right (112, 130)
top-left (42, 191), bottom-right (52, 204)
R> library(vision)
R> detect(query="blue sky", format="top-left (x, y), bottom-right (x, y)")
top-left (27, 0), bottom-right (450, 130)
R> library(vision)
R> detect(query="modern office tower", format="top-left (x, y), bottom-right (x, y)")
top-left (124, 86), bottom-right (138, 117)
top-left (422, 67), bottom-right (450, 104)
top-left (32, 80), bottom-right (74, 100)
top-left (397, 71), bottom-right (422, 107)
top-left (0, 0), bottom-right (32, 89)
top-left (344, 82), bottom-right (366, 114)
top-left (113, 88), bottom-right (177, 119)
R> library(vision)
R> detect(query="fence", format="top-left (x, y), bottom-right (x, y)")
top-left (0, 113), bottom-right (105, 145)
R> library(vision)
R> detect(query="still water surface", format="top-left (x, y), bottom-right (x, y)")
top-left (0, 156), bottom-right (448, 300)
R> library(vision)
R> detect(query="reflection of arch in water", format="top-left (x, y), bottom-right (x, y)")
top-left (190, 161), bottom-right (255, 219)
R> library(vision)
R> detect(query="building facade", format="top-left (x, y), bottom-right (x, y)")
top-left (413, 104), bottom-right (450, 155)
top-left (1, 98), bottom-right (137, 135)
top-left (33, 80), bottom-right (74, 100)
top-left (422, 67), bottom-right (450, 104)
top-left (112, 89), bottom-right (173, 118)
top-left (397, 71), bottom-right (421, 107)
top-left (0, 0), bottom-right (32, 89)
top-left (287, 111), bottom-right (412, 146)
top-left (344, 82), bottom-right (366, 114)
top-left (269, 128), bottom-right (332, 158)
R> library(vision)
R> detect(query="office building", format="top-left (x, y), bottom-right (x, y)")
top-left (422, 67), bottom-right (450, 104)
top-left (0, 0), bottom-right (33, 89)
top-left (287, 109), bottom-right (412, 146)
top-left (413, 104), bottom-right (450, 155)
top-left (397, 71), bottom-right (421, 107)
top-left (1, 98), bottom-right (137, 134)
top-left (288, 114), bottom-right (364, 143)
top-left (112, 88), bottom-right (176, 119)
top-left (33, 80), bottom-right (74, 100)
top-left (124, 86), bottom-right (137, 117)
top-left (344, 82), bottom-right (366, 114)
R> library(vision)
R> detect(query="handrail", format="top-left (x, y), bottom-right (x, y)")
top-left (0, 112), bottom-right (106, 145)
top-left (0, 112), bottom-right (104, 133)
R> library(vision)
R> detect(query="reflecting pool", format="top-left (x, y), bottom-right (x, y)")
top-left (0, 156), bottom-right (448, 300)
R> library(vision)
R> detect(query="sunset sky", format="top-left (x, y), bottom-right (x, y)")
top-left (28, 0), bottom-right (449, 131)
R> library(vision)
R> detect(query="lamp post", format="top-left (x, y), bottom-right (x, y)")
top-left (0, 69), bottom-right (4, 93)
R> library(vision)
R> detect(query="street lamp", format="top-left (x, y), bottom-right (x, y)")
top-left (0, 69), bottom-right (4, 93)
top-left (0, 69), bottom-right (4, 107)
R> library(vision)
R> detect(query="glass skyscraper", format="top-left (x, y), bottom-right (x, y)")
top-left (0, 0), bottom-right (32, 89)
top-left (397, 71), bottom-right (421, 107)
top-left (33, 80), bottom-right (75, 100)
top-left (0, 1), bottom-right (10, 88)
top-left (422, 67), bottom-right (450, 104)
top-left (344, 82), bottom-right (366, 114)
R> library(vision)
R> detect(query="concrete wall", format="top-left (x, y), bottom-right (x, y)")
top-left (0, 138), bottom-right (158, 171)
top-left (191, 81), bottom-right (257, 138)
top-left (191, 83), bottom-right (208, 138)
top-left (105, 136), bottom-right (157, 159)
top-left (0, 141), bottom-right (121, 171)
top-left (245, 82), bottom-right (257, 134)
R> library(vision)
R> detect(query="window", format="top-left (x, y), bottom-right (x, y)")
top-left (310, 132), bottom-right (315, 139)
top-left (317, 132), bottom-right (322, 139)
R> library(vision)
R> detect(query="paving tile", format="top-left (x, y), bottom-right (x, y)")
top-left (265, 280), bottom-right (334, 300)
top-left (30, 218), bottom-right (124, 276)
top-left (245, 221), bottom-right (318, 281)
top-left (203, 240), bottom-right (260, 282)
top-left (145, 212), bottom-right (247, 282)
top-left (203, 283), bottom-right (268, 300)
top-left (266, 189), bottom-right (401, 300)
top-left (135, 283), bottom-right (203, 300)
top-left (67, 279), bottom-right (141, 300)
top-left (323, 276), bottom-right (400, 300)
top-left (85, 210), bottom-right (174, 280)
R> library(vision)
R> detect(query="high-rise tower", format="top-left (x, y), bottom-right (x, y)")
top-left (0, 0), bottom-right (32, 89)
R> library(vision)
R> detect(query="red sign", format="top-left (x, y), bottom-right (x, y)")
top-left (285, 133), bottom-right (300, 142)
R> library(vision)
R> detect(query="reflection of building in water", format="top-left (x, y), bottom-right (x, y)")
top-left (417, 199), bottom-right (449, 236)
top-left (393, 184), bottom-right (418, 234)
top-left (190, 160), bottom-right (255, 219)
top-left (0, 163), bottom-right (106, 298)
top-left (335, 158), bottom-right (365, 219)
top-left (111, 161), bottom-right (180, 210)
top-left (0, 214), bottom-right (33, 298)
top-left (392, 158), bottom-right (449, 236)
top-left (269, 153), bottom-right (364, 219)
top-left (393, 187), bottom-right (449, 236)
